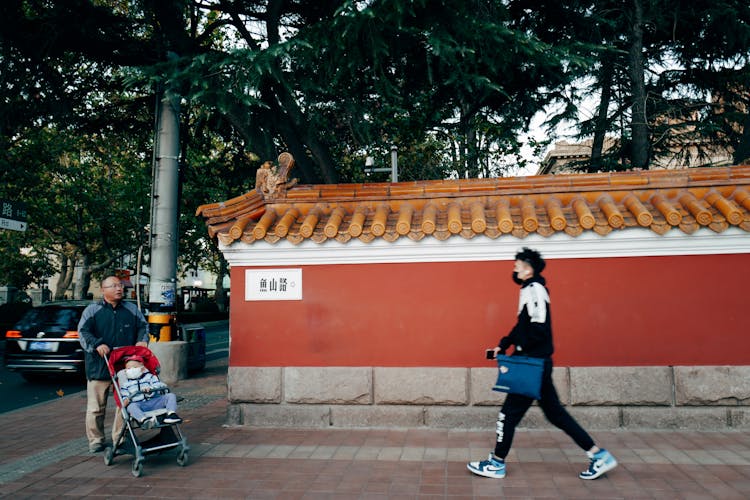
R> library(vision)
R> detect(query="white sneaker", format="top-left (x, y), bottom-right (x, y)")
top-left (467, 454), bottom-right (506, 479)
top-left (579, 449), bottom-right (618, 480)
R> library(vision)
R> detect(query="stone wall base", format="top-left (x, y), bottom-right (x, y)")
top-left (226, 365), bottom-right (750, 431)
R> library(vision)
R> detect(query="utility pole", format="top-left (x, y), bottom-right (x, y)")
top-left (364, 145), bottom-right (399, 182)
top-left (146, 89), bottom-right (206, 379)
top-left (148, 89), bottom-right (180, 319)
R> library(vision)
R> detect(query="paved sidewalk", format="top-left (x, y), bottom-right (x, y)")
top-left (1, 360), bottom-right (749, 499)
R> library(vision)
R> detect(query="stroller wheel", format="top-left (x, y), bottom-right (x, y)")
top-left (103, 447), bottom-right (114, 466)
top-left (177, 450), bottom-right (189, 467)
top-left (131, 459), bottom-right (143, 477)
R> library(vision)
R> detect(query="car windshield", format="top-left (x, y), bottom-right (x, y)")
top-left (16, 307), bottom-right (81, 331)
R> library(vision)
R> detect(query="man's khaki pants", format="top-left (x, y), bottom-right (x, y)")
top-left (86, 379), bottom-right (124, 447)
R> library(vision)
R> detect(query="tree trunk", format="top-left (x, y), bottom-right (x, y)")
top-left (264, 1), bottom-right (339, 184)
top-left (259, 100), bottom-right (318, 183)
top-left (75, 255), bottom-right (92, 299)
top-left (464, 110), bottom-right (479, 178)
top-left (590, 58), bottom-right (615, 172)
top-left (54, 255), bottom-right (75, 300)
top-left (628, 0), bottom-right (650, 169)
top-left (73, 253), bottom-right (118, 300)
top-left (734, 113), bottom-right (750, 164)
top-left (269, 85), bottom-right (340, 184)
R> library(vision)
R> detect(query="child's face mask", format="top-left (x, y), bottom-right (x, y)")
top-left (126, 367), bottom-right (143, 379)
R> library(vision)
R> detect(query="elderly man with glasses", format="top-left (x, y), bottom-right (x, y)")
top-left (78, 275), bottom-right (149, 453)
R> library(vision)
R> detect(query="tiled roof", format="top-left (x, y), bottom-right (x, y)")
top-left (197, 162), bottom-right (750, 247)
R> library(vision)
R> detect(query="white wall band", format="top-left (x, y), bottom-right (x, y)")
top-left (220, 227), bottom-right (750, 267)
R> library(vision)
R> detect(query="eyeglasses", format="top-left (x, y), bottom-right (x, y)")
top-left (103, 283), bottom-right (125, 289)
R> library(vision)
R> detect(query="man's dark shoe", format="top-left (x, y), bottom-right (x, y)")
top-left (163, 412), bottom-right (183, 424)
top-left (88, 442), bottom-right (105, 453)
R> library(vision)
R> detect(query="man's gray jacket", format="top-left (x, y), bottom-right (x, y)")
top-left (78, 300), bottom-right (149, 380)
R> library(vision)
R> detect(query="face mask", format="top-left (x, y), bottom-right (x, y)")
top-left (126, 367), bottom-right (143, 379)
top-left (512, 271), bottom-right (524, 285)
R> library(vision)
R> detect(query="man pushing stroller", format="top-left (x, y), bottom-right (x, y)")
top-left (118, 354), bottom-right (183, 426)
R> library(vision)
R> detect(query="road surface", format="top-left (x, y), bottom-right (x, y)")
top-left (0, 320), bottom-right (228, 413)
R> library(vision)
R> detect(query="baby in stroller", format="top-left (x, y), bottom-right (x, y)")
top-left (105, 346), bottom-right (189, 476)
top-left (118, 354), bottom-right (183, 426)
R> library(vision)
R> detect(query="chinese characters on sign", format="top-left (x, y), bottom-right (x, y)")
top-left (245, 269), bottom-right (302, 301)
top-left (0, 199), bottom-right (27, 232)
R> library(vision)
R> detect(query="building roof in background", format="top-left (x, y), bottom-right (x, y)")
top-left (197, 163), bottom-right (750, 247)
top-left (539, 137), bottom-right (734, 175)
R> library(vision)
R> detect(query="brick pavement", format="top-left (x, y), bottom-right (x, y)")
top-left (1, 359), bottom-right (749, 499)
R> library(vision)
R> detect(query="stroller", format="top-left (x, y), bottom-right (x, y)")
top-left (103, 345), bottom-right (189, 477)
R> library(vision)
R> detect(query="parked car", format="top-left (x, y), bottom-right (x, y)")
top-left (3, 301), bottom-right (89, 381)
top-left (4, 299), bottom-right (206, 381)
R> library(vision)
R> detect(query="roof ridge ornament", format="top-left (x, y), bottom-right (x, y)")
top-left (255, 153), bottom-right (299, 199)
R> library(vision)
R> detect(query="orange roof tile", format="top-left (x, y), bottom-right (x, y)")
top-left (196, 161), bottom-right (750, 246)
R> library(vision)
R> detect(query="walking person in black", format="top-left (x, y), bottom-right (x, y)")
top-left (467, 247), bottom-right (618, 480)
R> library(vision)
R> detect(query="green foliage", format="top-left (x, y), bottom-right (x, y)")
top-left (2, 0), bottom-right (749, 289)
top-left (177, 105), bottom-right (257, 276)
top-left (1, 124), bottom-right (151, 289)
top-left (0, 231), bottom-right (54, 289)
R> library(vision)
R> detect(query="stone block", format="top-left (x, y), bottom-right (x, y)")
top-left (374, 367), bottom-right (468, 405)
top-left (558, 407), bottom-right (622, 430)
top-left (471, 366), bottom-right (569, 405)
top-left (285, 367), bottom-right (372, 404)
top-left (226, 403), bottom-right (243, 425)
top-left (424, 406), bottom-right (619, 432)
top-left (240, 403), bottom-right (330, 427)
top-left (513, 407), bottom-right (552, 429)
top-left (470, 368), bottom-right (505, 406)
top-left (331, 405), bottom-right (424, 428)
top-left (729, 409), bottom-right (750, 429)
top-left (501, 407), bottom-right (619, 430)
top-left (552, 366), bottom-right (570, 404)
top-left (228, 367), bottom-right (281, 403)
top-left (149, 341), bottom-right (188, 384)
top-left (425, 406), bottom-right (498, 430)
top-left (570, 366), bottom-right (672, 405)
top-left (674, 366), bottom-right (750, 405)
top-left (622, 407), bottom-right (728, 430)
top-left (456, 407), bottom-right (574, 430)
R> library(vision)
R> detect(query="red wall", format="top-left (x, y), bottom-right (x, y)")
top-left (229, 254), bottom-right (750, 367)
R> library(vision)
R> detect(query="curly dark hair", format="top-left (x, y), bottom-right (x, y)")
top-left (515, 247), bottom-right (546, 275)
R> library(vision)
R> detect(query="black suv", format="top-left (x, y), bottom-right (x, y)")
top-left (3, 301), bottom-right (89, 380)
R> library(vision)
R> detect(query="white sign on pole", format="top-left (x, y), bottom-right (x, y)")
top-left (0, 199), bottom-right (27, 232)
top-left (245, 269), bottom-right (302, 301)
top-left (0, 218), bottom-right (27, 232)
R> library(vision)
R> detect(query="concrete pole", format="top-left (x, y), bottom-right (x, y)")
top-left (148, 90), bottom-right (180, 310)
top-left (390, 145), bottom-right (398, 183)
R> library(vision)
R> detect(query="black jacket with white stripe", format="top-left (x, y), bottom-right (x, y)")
top-left (498, 275), bottom-right (554, 359)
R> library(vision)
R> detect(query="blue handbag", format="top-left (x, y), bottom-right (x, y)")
top-left (492, 354), bottom-right (545, 400)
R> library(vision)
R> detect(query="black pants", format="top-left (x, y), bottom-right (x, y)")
top-left (494, 359), bottom-right (594, 459)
